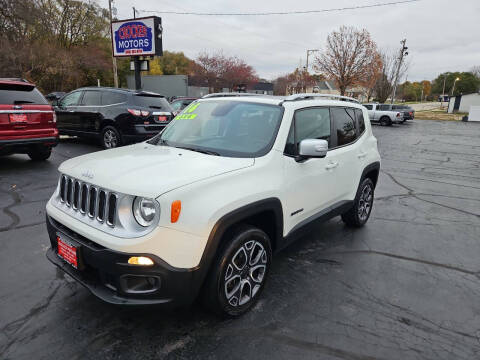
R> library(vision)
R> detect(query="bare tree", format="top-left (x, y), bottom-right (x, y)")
top-left (374, 50), bottom-right (408, 103)
top-left (314, 26), bottom-right (380, 95)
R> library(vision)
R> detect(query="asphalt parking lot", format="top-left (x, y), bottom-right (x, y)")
top-left (1, 120), bottom-right (480, 360)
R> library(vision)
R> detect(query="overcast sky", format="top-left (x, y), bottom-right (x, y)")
top-left (110, 0), bottom-right (480, 82)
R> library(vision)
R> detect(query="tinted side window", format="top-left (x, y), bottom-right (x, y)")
top-left (331, 107), bottom-right (357, 147)
top-left (81, 91), bottom-right (101, 106)
top-left (101, 91), bottom-right (127, 105)
top-left (60, 91), bottom-right (82, 107)
top-left (295, 108), bottom-right (331, 149)
top-left (378, 104), bottom-right (391, 111)
top-left (354, 109), bottom-right (366, 134)
top-left (363, 104), bottom-right (373, 110)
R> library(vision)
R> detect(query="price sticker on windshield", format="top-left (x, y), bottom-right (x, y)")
top-left (176, 103), bottom-right (200, 119)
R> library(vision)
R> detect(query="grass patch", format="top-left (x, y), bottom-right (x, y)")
top-left (414, 109), bottom-right (466, 121)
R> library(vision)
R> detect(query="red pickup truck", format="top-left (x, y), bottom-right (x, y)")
top-left (0, 79), bottom-right (58, 161)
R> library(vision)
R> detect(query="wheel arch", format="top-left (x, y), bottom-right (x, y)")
top-left (196, 198), bottom-right (283, 293)
top-left (360, 161), bottom-right (380, 188)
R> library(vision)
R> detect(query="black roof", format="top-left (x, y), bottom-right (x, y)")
top-left (76, 87), bottom-right (164, 97)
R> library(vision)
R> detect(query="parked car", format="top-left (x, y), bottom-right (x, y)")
top-left (0, 78), bottom-right (58, 160)
top-left (169, 97), bottom-right (198, 116)
top-left (46, 92), bottom-right (65, 103)
top-left (363, 103), bottom-right (403, 125)
top-left (54, 87), bottom-right (174, 149)
top-left (392, 105), bottom-right (415, 121)
top-left (45, 93), bottom-right (380, 316)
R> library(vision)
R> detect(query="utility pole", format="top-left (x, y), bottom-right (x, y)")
top-left (306, 49), bottom-right (319, 73)
top-left (390, 39), bottom-right (408, 104)
top-left (108, 0), bottom-right (118, 88)
top-left (132, 7), bottom-right (141, 90)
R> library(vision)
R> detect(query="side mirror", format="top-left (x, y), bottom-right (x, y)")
top-left (51, 99), bottom-right (59, 106)
top-left (296, 139), bottom-right (328, 162)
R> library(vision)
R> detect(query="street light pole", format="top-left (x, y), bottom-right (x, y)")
top-left (390, 39), bottom-right (408, 104)
top-left (451, 77), bottom-right (460, 96)
top-left (108, 0), bottom-right (118, 88)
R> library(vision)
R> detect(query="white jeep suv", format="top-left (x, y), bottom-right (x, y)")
top-left (45, 93), bottom-right (380, 316)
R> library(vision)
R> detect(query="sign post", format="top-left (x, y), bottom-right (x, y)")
top-left (111, 16), bottom-right (163, 90)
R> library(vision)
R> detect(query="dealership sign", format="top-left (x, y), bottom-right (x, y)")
top-left (111, 16), bottom-right (163, 57)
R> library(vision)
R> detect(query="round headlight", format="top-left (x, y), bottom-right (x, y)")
top-left (133, 197), bottom-right (157, 227)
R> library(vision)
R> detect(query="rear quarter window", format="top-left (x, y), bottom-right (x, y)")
top-left (101, 91), bottom-right (127, 105)
top-left (0, 84), bottom-right (48, 105)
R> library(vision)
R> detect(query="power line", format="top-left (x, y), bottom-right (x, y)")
top-left (138, 0), bottom-right (420, 16)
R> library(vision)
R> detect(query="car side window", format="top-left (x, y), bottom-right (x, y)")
top-left (363, 104), bottom-right (373, 110)
top-left (170, 101), bottom-right (182, 111)
top-left (81, 91), bottom-right (101, 106)
top-left (60, 91), bottom-right (82, 107)
top-left (331, 107), bottom-right (357, 147)
top-left (354, 109), bottom-right (366, 134)
top-left (378, 104), bottom-right (390, 111)
top-left (101, 91), bottom-right (127, 105)
top-left (284, 107), bottom-right (331, 156)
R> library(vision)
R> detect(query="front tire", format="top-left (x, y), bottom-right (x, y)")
top-left (101, 125), bottom-right (122, 149)
top-left (202, 225), bottom-right (272, 317)
top-left (341, 178), bottom-right (374, 227)
top-left (28, 145), bottom-right (51, 161)
top-left (380, 116), bottom-right (391, 126)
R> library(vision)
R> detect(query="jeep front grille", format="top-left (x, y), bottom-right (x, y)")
top-left (59, 175), bottom-right (117, 227)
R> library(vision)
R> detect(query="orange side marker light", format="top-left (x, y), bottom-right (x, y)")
top-left (171, 200), bottom-right (181, 223)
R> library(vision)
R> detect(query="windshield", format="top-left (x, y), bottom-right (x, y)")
top-left (151, 100), bottom-right (283, 158)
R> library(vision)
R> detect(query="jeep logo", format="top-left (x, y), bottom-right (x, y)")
top-left (81, 171), bottom-right (94, 179)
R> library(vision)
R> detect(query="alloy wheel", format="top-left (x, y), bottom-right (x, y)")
top-left (103, 129), bottom-right (117, 148)
top-left (224, 240), bottom-right (268, 307)
top-left (358, 183), bottom-right (373, 222)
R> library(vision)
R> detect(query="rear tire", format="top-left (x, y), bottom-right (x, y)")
top-left (341, 178), bottom-right (374, 227)
top-left (202, 225), bottom-right (272, 317)
top-left (101, 125), bottom-right (122, 149)
top-left (28, 145), bottom-right (51, 161)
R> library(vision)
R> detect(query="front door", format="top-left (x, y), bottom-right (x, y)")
top-left (282, 107), bottom-right (338, 234)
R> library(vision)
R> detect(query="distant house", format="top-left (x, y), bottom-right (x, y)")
top-left (247, 82), bottom-right (274, 95)
top-left (448, 92), bottom-right (480, 113)
top-left (307, 80), bottom-right (368, 102)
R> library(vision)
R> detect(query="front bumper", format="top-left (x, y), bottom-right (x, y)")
top-left (46, 215), bottom-right (203, 306)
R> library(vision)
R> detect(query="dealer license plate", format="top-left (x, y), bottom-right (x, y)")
top-left (57, 234), bottom-right (78, 269)
top-left (9, 114), bottom-right (27, 123)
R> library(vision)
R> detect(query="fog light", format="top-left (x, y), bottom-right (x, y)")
top-left (128, 256), bottom-right (154, 266)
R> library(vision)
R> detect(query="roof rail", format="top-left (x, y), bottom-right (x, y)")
top-left (0, 78), bottom-right (30, 83)
top-left (201, 92), bottom-right (262, 99)
top-left (284, 93), bottom-right (359, 103)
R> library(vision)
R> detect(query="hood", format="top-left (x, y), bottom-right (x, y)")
top-left (59, 143), bottom-right (254, 198)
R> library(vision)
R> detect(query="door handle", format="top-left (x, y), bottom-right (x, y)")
top-left (358, 152), bottom-right (367, 159)
top-left (325, 161), bottom-right (339, 170)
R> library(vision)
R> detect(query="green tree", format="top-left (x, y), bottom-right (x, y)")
top-left (432, 72), bottom-right (480, 96)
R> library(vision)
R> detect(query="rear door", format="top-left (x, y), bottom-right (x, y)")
top-left (55, 91), bottom-right (83, 132)
top-left (327, 107), bottom-right (362, 202)
top-left (0, 83), bottom-right (56, 141)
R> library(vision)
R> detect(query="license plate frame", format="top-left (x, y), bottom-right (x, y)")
top-left (156, 115), bottom-right (168, 123)
top-left (56, 233), bottom-right (82, 270)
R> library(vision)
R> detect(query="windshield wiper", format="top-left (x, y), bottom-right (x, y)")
top-left (174, 146), bottom-right (220, 156)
